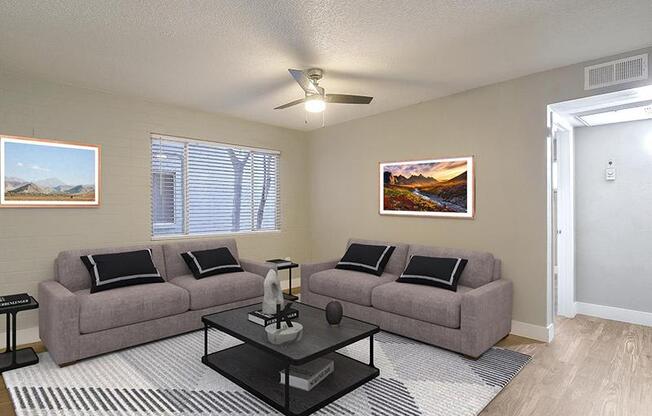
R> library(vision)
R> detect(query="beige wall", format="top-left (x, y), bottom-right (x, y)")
top-left (2, 46), bottom-right (651, 338)
top-left (0, 70), bottom-right (310, 334)
top-left (306, 47), bottom-right (652, 328)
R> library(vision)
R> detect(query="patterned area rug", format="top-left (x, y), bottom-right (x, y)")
top-left (4, 330), bottom-right (530, 416)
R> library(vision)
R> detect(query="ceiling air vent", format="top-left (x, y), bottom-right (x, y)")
top-left (584, 54), bottom-right (648, 90)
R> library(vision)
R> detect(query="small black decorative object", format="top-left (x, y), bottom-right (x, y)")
top-left (274, 302), bottom-right (295, 330)
top-left (325, 301), bottom-right (343, 326)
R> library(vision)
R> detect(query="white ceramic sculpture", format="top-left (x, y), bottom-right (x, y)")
top-left (262, 269), bottom-right (284, 315)
top-left (265, 322), bottom-right (304, 345)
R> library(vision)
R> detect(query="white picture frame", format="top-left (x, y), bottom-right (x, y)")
top-left (1, 135), bottom-right (101, 207)
top-left (379, 156), bottom-right (474, 218)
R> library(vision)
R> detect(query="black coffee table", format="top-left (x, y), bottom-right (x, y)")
top-left (202, 302), bottom-right (379, 416)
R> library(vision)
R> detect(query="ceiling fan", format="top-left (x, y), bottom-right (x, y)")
top-left (274, 68), bottom-right (373, 113)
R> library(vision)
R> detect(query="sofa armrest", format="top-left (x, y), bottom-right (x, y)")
top-left (38, 280), bottom-right (80, 365)
top-left (240, 258), bottom-right (275, 278)
top-left (300, 259), bottom-right (339, 296)
top-left (460, 279), bottom-right (513, 358)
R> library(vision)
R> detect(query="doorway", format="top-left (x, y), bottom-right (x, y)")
top-left (547, 85), bottom-right (652, 328)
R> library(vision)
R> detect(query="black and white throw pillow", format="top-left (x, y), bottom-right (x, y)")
top-left (181, 247), bottom-right (243, 279)
top-left (335, 243), bottom-right (396, 276)
top-left (81, 249), bottom-right (164, 293)
top-left (397, 255), bottom-right (468, 291)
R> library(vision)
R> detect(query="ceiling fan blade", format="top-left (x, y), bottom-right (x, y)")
top-left (325, 94), bottom-right (373, 104)
top-left (288, 69), bottom-right (320, 95)
top-left (274, 98), bottom-right (305, 110)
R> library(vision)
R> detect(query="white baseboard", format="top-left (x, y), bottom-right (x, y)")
top-left (0, 325), bottom-right (40, 346)
top-left (510, 320), bottom-right (554, 342)
top-left (576, 302), bottom-right (652, 327)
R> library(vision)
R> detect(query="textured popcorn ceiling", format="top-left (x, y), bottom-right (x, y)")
top-left (0, 1), bottom-right (651, 131)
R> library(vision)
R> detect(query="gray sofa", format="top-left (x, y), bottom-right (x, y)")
top-left (38, 238), bottom-right (271, 366)
top-left (301, 238), bottom-right (512, 358)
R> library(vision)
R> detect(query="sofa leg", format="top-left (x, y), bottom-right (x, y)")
top-left (58, 361), bottom-right (77, 367)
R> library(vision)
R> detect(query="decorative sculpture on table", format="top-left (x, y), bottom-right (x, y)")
top-left (265, 302), bottom-right (304, 344)
top-left (263, 270), bottom-right (303, 344)
top-left (262, 269), bottom-right (284, 314)
top-left (325, 301), bottom-right (343, 326)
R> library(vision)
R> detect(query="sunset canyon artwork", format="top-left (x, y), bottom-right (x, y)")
top-left (380, 157), bottom-right (474, 218)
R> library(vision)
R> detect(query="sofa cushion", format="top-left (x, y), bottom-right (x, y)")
top-left (163, 238), bottom-right (239, 279)
top-left (336, 243), bottom-right (396, 276)
top-left (181, 247), bottom-right (243, 279)
top-left (407, 245), bottom-right (495, 289)
top-left (57, 245), bottom-right (167, 292)
top-left (397, 255), bottom-right (468, 291)
top-left (372, 282), bottom-right (472, 329)
top-left (170, 272), bottom-right (263, 310)
top-left (309, 268), bottom-right (397, 306)
top-left (347, 238), bottom-right (408, 276)
top-left (81, 249), bottom-right (164, 293)
top-left (77, 282), bottom-right (189, 334)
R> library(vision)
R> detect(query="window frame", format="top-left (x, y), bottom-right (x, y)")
top-left (152, 170), bottom-right (179, 226)
top-left (150, 133), bottom-right (281, 240)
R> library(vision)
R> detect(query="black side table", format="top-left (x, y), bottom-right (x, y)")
top-left (1, 296), bottom-right (39, 373)
top-left (273, 262), bottom-right (300, 301)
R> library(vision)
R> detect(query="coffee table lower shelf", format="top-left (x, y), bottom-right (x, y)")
top-left (202, 343), bottom-right (379, 416)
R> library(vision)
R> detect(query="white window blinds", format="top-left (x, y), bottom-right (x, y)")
top-left (151, 134), bottom-right (280, 237)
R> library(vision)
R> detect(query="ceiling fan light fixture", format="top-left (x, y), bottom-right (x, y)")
top-left (304, 95), bottom-right (326, 113)
top-left (274, 68), bottom-right (372, 115)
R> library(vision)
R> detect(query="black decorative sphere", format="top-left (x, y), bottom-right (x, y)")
top-left (325, 301), bottom-right (343, 325)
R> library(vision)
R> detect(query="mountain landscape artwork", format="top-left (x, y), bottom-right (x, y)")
top-left (1, 136), bottom-right (100, 207)
top-left (380, 156), bottom-right (474, 218)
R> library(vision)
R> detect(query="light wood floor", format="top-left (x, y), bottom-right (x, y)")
top-left (484, 314), bottom-right (652, 415)
top-left (2, 314), bottom-right (650, 416)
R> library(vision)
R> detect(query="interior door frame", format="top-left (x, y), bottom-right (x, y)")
top-left (546, 85), bottom-right (652, 328)
top-left (551, 116), bottom-right (576, 318)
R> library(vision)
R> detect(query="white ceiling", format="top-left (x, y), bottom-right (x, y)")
top-left (1, 1), bottom-right (651, 131)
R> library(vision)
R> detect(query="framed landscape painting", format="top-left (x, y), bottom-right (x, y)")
top-left (1, 135), bottom-right (100, 207)
top-left (380, 156), bottom-right (474, 218)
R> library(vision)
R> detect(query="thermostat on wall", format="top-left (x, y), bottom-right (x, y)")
top-left (605, 159), bottom-right (616, 181)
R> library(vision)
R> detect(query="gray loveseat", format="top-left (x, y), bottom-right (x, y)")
top-left (38, 238), bottom-right (271, 366)
top-left (301, 238), bottom-right (512, 358)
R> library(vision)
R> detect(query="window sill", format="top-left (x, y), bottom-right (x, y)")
top-left (151, 229), bottom-right (281, 241)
